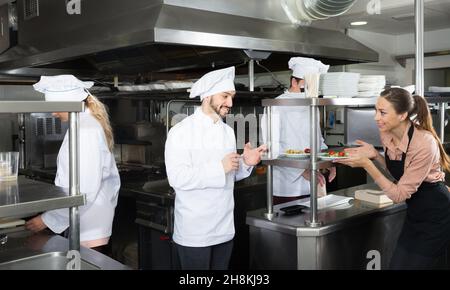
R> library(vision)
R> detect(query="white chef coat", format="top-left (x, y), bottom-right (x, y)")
top-left (165, 108), bottom-right (253, 247)
top-left (262, 91), bottom-right (327, 197)
top-left (42, 109), bottom-right (120, 243)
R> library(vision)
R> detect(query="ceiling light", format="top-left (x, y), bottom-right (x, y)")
top-left (350, 21), bottom-right (368, 26)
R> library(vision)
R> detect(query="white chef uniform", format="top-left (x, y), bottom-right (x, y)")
top-left (165, 67), bottom-right (253, 247)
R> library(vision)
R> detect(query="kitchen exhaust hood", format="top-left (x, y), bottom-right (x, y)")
top-left (0, 0), bottom-right (378, 77)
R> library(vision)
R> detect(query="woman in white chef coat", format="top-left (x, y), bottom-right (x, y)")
top-left (25, 75), bottom-right (120, 253)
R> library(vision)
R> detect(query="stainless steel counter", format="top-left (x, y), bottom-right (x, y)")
top-left (0, 176), bottom-right (85, 219)
top-left (247, 183), bottom-right (406, 237)
top-left (246, 183), bottom-right (407, 270)
top-left (0, 229), bottom-right (129, 270)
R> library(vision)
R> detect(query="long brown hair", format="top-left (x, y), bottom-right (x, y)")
top-left (85, 95), bottom-right (114, 152)
top-left (380, 88), bottom-right (450, 172)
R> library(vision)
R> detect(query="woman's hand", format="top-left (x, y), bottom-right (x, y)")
top-left (25, 215), bottom-right (48, 233)
top-left (344, 140), bottom-right (378, 159)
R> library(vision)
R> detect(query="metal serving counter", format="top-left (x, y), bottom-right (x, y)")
top-left (0, 176), bottom-right (85, 219)
top-left (0, 229), bottom-right (129, 270)
top-left (246, 183), bottom-right (407, 270)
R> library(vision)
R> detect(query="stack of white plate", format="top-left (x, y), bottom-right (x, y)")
top-left (429, 86), bottom-right (450, 93)
top-left (357, 75), bottom-right (386, 98)
top-left (320, 72), bottom-right (360, 98)
top-left (118, 83), bottom-right (168, 91)
top-left (164, 81), bottom-right (194, 90)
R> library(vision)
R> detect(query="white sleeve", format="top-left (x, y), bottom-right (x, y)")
top-left (165, 128), bottom-right (226, 191)
top-left (318, 110), bottom-right (328, 150)
top-left (235, 157), bottom-right (253, 182)
top-left (261, 108), bottom-right (281, 157)
top-left (79, 128), bottom-right (104, 204)
top-left (43, 128), bottom-right (104, 233)
top-left (42, 208), bottom-right (69, 234)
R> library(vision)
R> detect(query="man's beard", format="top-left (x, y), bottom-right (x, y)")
top-left (209, 98), bottom-right (229, 117)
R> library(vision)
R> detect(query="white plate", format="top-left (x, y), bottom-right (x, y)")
top-left (319, 156), bottom-right (349, 161)
top-left (280, 153), bottom-right (310, 158)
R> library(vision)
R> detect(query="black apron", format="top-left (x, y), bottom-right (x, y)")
top-left (386, 124), bottom-right (450, 257)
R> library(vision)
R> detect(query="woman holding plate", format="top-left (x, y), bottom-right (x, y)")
top-left (334, 87), bottom-right (450, 269)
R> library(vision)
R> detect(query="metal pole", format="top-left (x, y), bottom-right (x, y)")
top-left (264, 106), bottom-right (274, 219)
top-left (323, 106), bottom-right (327, 141)
top-left (18, 114), bottom-right (26, 170)
top-left (306, 100), bottom-right (321, 227)
top-left (69, 112), bottom-right (80, 252)
top-left (249, 59), bottom-right (255, 92)
top-left (415, 0), bottom-right (424, 97)
top-left (440, 103), bottom-right (446, 142)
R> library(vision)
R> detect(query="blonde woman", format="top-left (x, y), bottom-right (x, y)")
top-left (26, 75), bottom-right (120, 253)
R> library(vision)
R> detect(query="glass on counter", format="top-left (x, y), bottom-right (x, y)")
top-left (0, 152), bottom-right (19, 181)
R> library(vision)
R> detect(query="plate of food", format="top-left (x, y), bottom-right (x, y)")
top-left (281, 149), bottom-right (310, 158)
top-left (318, 150), bottom-right (349, 160)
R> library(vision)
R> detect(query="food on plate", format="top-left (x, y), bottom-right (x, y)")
top-left (323, 150), bottom-right (348, 158)
top-left (285, 149), bottom-right (304, 154)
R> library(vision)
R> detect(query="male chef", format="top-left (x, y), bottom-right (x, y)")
top-left (165, 66), bottom-right (266, 270)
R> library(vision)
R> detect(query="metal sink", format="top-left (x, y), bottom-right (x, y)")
top-left (0, 251), bottom-right (100, 270)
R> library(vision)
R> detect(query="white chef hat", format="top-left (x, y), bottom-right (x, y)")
top-left (33, 75), bottom-right (94, 102)
top-left (189, 67), bottom-right (235, 100)
top-left (288, 57), bottom-right (330, 79)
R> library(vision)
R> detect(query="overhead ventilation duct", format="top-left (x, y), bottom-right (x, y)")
top-left (281, 0), bottom-right (357, 25)
top-left (0, 0), bottom-right (376, 78)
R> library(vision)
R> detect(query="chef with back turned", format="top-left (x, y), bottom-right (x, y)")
top-left (262, 57), bottom-right (336, 205)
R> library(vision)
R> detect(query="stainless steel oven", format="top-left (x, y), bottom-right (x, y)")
top-left (135, 179), bottom-right (179, 270)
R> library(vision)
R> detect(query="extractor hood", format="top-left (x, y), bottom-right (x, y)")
top-left (0, 0), bottom-right (378, 78)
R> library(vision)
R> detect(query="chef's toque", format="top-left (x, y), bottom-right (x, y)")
top-left (33, 75), bottom-right (94, 102)
top-left (288, 57), bottom-right (329, 79)
top-left (189, 67), bottom-right (235, 100)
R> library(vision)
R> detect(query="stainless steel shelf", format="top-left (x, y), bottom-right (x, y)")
top-left (262, 96), bottom-right (450, 107)
top-left (262, 97), bottom-right (378, 107)
top-left (262, 157), bottom-right (333, 169)
top-left (425, 97), bottom-right (450, 104)
top-left (0, 101), bottom-right (84, 113)
top-left (0, 176), bottom-right (86, 219)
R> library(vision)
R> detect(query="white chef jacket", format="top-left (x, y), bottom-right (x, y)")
top-left (42, 109), bottom-right (120, 243)
top-left (165, 108), bottom-right (253, 247)
top-left (262, 91), bottom-right (327, 197)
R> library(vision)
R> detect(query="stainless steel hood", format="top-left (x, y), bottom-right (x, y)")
top-left (0, 0), bottom-right (378, 77)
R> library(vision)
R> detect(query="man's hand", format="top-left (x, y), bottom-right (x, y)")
top-left (328, 167), bottom-right (336, 182)
top-left (302, 170), bottom-right (326, 187)
top-left (242, 143), bottom-right (267, 166)
top-left (222, 153), bottom-right (240, 174)
top-left (344, 140), bottom-right (378, 159)
top-left (25, 215), bottom-right (48, 233)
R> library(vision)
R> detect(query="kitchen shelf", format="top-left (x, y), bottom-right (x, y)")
top-left (262, 96), bottom-right (450, 107)
top-left (0, 176), bottom-right (86, 219)
top-left (424, 97), bottom-right (450, 104)
top-left (0, 101), bottom-right (84, 113)
top-left (262, 97), bottom-right (378, 107)
top-left (262, 157), bottom-right (333, 170)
